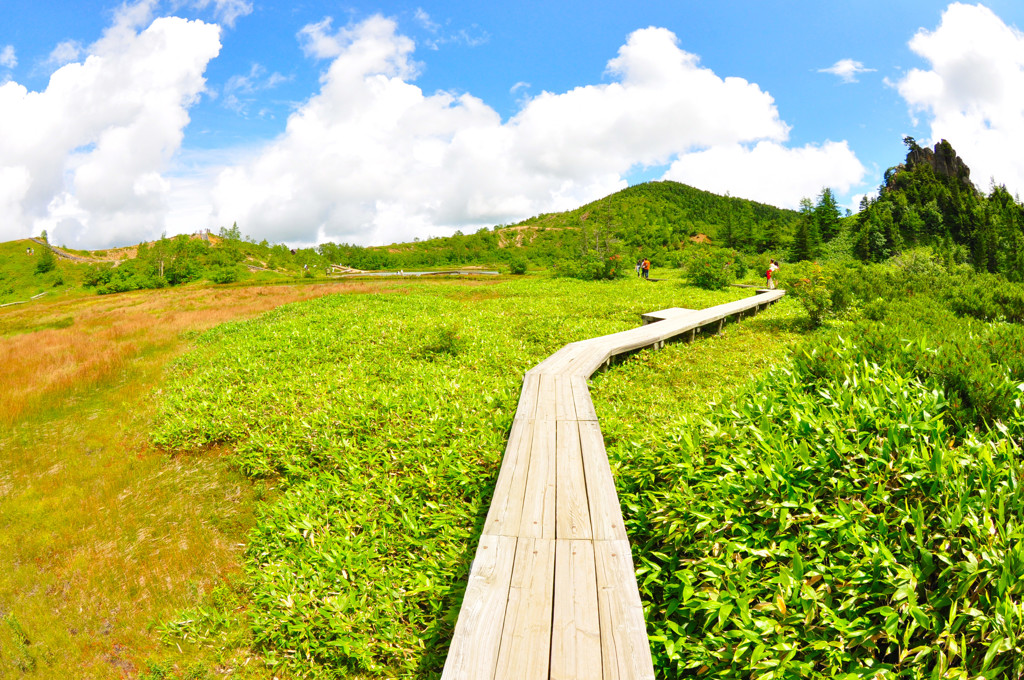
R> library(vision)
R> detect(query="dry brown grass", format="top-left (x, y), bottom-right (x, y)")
top-left (0, 282), bottom-right (369, 427)
top-left (0, 280), bottom-right (386, 677)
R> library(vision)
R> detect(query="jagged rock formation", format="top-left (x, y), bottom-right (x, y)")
top-left (902, 138), bottom-right (976, 192)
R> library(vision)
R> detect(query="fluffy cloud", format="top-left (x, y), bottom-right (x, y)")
top-left (896, 3), bottom-right (1024, 193)
top-left (212, 20), bottom-right (864, 245)
top-left (0, 10), bottom-right (220, 247)
top-left (663, 140), bottom-right (865, 208)
top-left (818, 59), bottom-right (875, 83)
top-left (0, 45), bottom-right (16, 69)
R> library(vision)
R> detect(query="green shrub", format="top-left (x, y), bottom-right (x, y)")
top-left (553, 252), bottom-right (626, 280)
top-left (686, 247), bottom-right (733, 290)
top-left (783, 261), bottom-right (833, 327)
top-left (862, 296), bottom-right (888, 321)
top-left (508, 258), bottom-right (528, 275)
top-left (419, 324), bottom-right (465, 358)
top-left (209, 266), bottom-right (239, 284)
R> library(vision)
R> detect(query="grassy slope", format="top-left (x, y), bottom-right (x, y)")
top-left (0, 239), bottom-right (92, 306)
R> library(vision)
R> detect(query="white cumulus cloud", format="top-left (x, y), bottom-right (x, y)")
top-left (0, 12), bottom-right (221, 247)
top-left (211, 19), bottom-right (864, 246)
top-left (818, 58), bottom-right (875, 83)
top-left (896, 2), bottom-right (1024, 193)
top-left (663, 140), bottom-right (866, 208)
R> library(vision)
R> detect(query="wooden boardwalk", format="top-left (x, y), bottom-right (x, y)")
top-left (442, 289), bottom-right (786, 679)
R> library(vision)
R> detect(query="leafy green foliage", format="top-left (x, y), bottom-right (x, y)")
top-left (34, 246), bottom-right (56, 274)
top-left (686, 247), bottom-right (735, 290)
top-left (785, 261), bottom-right (833, 327)
top-left (603, 291), bottom-right (1024, 678)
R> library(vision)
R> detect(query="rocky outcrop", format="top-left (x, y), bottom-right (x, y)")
top-left (905, 139), bottom-right (975, 191)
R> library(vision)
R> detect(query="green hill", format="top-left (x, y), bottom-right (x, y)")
top-left (0, 239), bottom-right (92, 307)
top-left (327, 180), bottom-right (801, 271)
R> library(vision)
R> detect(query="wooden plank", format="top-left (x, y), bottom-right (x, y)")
top-left (556, 420), bottom-right (592, 540)
top-left (520, 419), bottom-right (556, 539)
top-left (441, 534), bottom-right (518, 680)
top-left (639, 307), bottom-right (695, 325)
top-left (484, 418), bottom-right (532, 537)
top-left (570, 375), bottom-right (599, 422)
top-left (594, 539), bottom-right (655, 680)
top-left (494, 537), bottom-right (556, 680)
top-left (578, 420), bottom-right (627, 541)
top-left (533, 342), bottom-right (586, 375)
top-left (566, 344), bottom-right (613, 378)
top-left (554, 375), bottom-right (577, 422)
top-left (551, 539), bottom-right (602, 680)
top-left (536, 374), bottom-right (559, 421)
top-left (515, 372), bottom-right (541, 421)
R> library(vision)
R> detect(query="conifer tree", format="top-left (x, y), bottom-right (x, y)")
top-left (790, 198), bottom-right (820, 261)
top-left (814, 188), bottom-right (841, 241)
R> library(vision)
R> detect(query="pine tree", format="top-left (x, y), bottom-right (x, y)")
top-left (790, 198), bottom-right (820, 261)
top-left (35, 244), bottom-right (57, 274)
top-left (814, 188), bottom-right (841, 241)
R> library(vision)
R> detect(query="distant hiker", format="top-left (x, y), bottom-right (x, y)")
top-left (635, 258), bottom-right (642, 276)
top-left (641, 258), bottom-right (650, 280)
top-left (767, 259), bottom-right (779, 289)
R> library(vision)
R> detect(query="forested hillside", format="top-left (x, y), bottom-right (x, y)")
top-left (842, 138), bottom-right (1024, 280)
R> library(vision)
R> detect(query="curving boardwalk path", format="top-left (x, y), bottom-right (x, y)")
top-left (443, 289), bottom-right (786, 679)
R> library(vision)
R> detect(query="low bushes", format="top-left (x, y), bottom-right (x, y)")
top-left (613, 305), bottom-right (1024, 677)
top-left (687, 247), bottom-right (735, 290)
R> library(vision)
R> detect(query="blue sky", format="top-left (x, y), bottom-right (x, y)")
top-left (2, 1), bottom-right (1024, 248)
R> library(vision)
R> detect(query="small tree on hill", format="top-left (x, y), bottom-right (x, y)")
top-left (35, 245), bottom-right (57, 274)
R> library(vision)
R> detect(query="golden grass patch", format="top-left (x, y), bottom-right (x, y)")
top-left (0, 280), bottom-right (380, 677)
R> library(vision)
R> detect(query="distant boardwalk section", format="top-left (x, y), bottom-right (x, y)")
top-left (443, 289), bottom-right (785, 679)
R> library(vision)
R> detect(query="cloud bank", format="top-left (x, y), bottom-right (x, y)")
top-left (211, 19), bottom-right (865, 246)
top-left (1, 11), bottom-right (866, 248)
top-left (896, 2), bottom-right (1024, 195)
top-left (0, 9), bottom-right (220, 248)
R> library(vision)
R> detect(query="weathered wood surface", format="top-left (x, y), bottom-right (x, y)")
top-left (442, 289), bottom-right (784, 679)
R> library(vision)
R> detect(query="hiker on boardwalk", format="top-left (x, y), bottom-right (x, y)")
top-left (767, 259), bottom-right (779, 289)
top-left (641, 258), bottom-right (650, 280)
top-left (635, 258), bottom-right (642, 277)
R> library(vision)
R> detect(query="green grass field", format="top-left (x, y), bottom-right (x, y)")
top-left (5, 268), bottom-right (1022, 678)
top-left (148, 277), bottom-right (802, 676)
